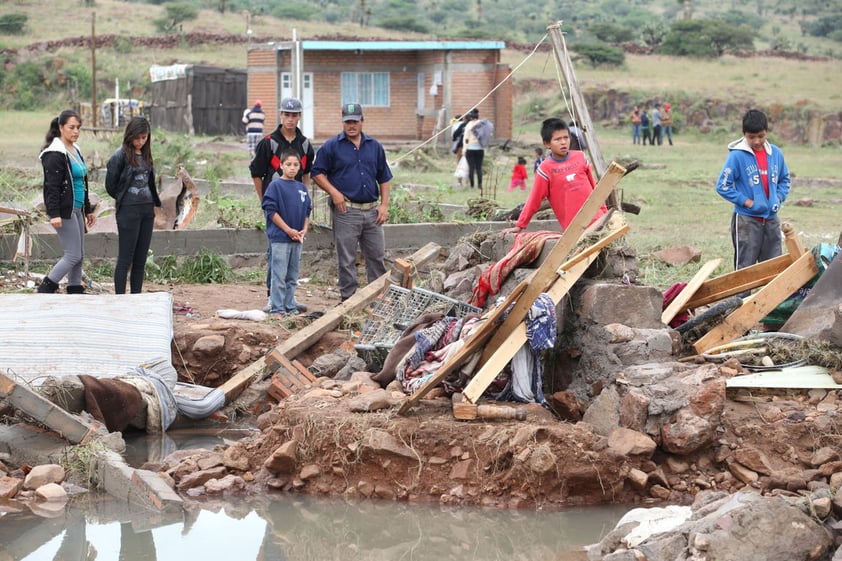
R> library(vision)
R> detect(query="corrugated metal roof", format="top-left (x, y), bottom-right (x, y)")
top-left (298, 40), bottom-right (505, 50)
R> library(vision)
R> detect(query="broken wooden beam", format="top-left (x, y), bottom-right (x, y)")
top-left (660, 258), bottom-right (722, 326)
top-left (220, 242), bottom-right (442, 403)
top-left (683, 254), bottom-right (793, 310)
top-left (265, 349), bottom-right (317, 401)
top-left (0, 373), bottom-right (103, 444)
top-left (389, 258), bottom-right (415, 289)
top-left (693, 251), bottom-right (819, 353)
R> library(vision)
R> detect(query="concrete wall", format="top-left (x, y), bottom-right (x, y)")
top-left (1, 220), bottom-right (561, 264)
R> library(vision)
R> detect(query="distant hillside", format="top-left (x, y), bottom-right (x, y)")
top-left (1, 0), bottom-right (840, 117)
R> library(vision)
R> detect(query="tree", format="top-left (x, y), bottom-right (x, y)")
top-left (588, 22), bottom-right (635, 44)
top-left (154, 3), bottom-right (199, 33)
top-left (572, 41), bottom-right (625, 67)
top-left (660, 19), bottom-right (755, 58)
top-left (641, 21), bottom-right (668, 49)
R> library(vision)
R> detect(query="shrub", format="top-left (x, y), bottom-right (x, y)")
top-left (0, 14), bottom-right (27, 35)
top-left (572, 41), bottom-right (626, 67)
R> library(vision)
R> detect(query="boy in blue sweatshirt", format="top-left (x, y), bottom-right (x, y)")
top-left (715, 109), bottom-right (790, 272)
top-left (261, 149), bottom-right (312, 315)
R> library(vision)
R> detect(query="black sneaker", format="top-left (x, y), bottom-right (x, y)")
top-left (295, 302), bottom-right (308, 313)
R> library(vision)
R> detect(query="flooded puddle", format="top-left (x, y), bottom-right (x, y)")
top-left (1, 493), bottom-right (630, 560)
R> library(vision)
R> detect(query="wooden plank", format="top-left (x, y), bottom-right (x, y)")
top-left (396, 279), bottom-right (530, 415)
top-left (220, 243), bottom-right (442, 402)
top-left (782, 222), bottom-right (807, 259)
top-left (480, 162), bottom-right (626, 360)
top-left (693, 251), bottom-right (819, 353)
top-left (0, 206), bottom-right (30, 216)
top-left (660, 258), bottom-right (722, 325)
top-left (553, 216), bottom-right (629, 275)
top-left (0, 373), bottom-right (101, 444)
top-left (684, 254), bottom-right (793, 310)
top-left (463, 252), bottom-right (598, 404)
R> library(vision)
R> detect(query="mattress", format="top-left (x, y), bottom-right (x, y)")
top-left (0, 292), bottom-right (174, 388)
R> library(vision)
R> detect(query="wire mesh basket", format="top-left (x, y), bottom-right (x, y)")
top-left (354, 284), bottom-right (481, 371)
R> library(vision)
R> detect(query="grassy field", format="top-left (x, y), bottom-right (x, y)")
top-left (2, 106), bottom-right (840, 290)
top-left (3, 2), bottom-right (841, 290)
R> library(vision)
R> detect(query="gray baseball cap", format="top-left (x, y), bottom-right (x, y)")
top-left (342, 102), bottom-right (363, 122)
top-left (280, 97), bottom-right (303, 113)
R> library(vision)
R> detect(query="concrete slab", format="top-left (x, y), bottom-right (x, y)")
top-left (0, 424), bottom-right (182, 511)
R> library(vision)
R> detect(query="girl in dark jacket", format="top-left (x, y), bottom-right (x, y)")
top-left (37, 109), bottom-right (96, 293)
top-left (105, 117), bottom-right (161, 294)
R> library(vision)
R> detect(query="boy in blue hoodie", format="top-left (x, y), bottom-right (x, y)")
top-left (715, 109), bottom-right (790, 271)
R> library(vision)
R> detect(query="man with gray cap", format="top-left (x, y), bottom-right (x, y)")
top-left (312, 102), bottom-right (393, 301)
top-left (249, 97), bottom-right (315, 311)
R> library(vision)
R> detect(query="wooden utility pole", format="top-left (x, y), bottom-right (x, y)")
top-left (91, 12), bottom-right (97, 128)
top-left (546, 21), bottom-right (617, 209)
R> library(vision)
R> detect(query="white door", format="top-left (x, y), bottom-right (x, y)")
top-left (281, 72), bottom-right (314, 138)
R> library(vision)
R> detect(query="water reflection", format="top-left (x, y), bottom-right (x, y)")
top-left (0, 493), bottom-right (629, 560)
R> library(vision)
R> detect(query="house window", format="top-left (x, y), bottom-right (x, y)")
top-left (341, 72), bottom-right (390, 107)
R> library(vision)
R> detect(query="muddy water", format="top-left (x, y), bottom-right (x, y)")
top-left (1, 494), bottom-right (629, 560)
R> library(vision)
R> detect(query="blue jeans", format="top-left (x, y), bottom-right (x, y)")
top-left (632, 124), bottom-right (641, 144)
top-left (332, 206), bottom-right (386, 300)
top-left (269, 241), bottom-right (302, 313)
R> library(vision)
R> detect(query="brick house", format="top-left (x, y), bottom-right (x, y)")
top-left (246, 40), bottom-right (511, 144)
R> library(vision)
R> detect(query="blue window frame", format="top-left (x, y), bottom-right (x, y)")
top-left (341, 72), bottom-right (390, 107)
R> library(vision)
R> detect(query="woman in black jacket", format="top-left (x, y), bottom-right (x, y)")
top-left (105, 117), bottom-right (161, 294)
top-left (37, 109), bottom-right (96, 293)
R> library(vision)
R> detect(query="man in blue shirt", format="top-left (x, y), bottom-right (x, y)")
top-left (312, 103), bottom-right (393, 300)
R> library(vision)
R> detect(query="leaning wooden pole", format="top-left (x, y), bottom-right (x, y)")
top-left (547, 21), bottom-right (617, 210)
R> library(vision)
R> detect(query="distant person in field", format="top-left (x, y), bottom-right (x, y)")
top-left (508, 156), bottom-right (528, 191)
top-left (501, 118), bottom-right (606, 236)
top-left (630, 106), bottom-right (642, 144)
top-left (533, 146), bottom-right (545, 173)
top-left (567, 120), bottom-right (587, 151)
top-left (640, 107), bottom-right (652, 145)
top-left (715, 109), bottom-right (790, 273)
top-left (462, 108), bottom-right (494, 191)
top-left (662, 102), bottom-right (674, 146)
top-left (242, 100), bottom-right (265, 159)
top-left (652, 103), bottom-right (663, 146)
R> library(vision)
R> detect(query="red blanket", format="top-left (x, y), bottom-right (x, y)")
top-left (470, 230), bottom-right (562, 308)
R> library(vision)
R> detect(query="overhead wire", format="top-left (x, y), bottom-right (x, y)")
top-left (390, 33), bottom-right (550, 167)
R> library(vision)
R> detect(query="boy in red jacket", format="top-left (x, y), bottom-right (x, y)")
top-left (503, 119), bottom-right (606, 235)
